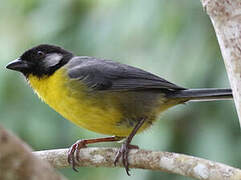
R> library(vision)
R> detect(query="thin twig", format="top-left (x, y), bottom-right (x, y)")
top-left (34, 148), bottom-right (241, 180)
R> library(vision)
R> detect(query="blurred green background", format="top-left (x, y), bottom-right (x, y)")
top-left (0, 0), bottom-right (240, 179)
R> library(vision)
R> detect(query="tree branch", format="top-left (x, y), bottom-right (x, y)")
top-left (0, 126), bottom-right (66, 180)
top-left (201, 0), bottom-right (241, 126)
top-left (34, 148), bottom-right (241, 180)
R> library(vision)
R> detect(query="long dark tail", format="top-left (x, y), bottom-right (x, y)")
top-left (166, 88), bottom-right (233, 102)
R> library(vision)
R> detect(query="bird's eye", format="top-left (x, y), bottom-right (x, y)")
top-left (37, 51), bottom-right (45, 58)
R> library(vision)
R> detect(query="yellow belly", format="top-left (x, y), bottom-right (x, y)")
top-left (28, 68), bottom-right (182, 137)
top-left (28, 68), bottom-right (150, 136)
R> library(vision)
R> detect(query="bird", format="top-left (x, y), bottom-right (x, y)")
top-left (6, 44), bottom-right (233, 175)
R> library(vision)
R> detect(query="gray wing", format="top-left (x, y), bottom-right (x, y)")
top-left (67, 56), bottom-right (185, 91)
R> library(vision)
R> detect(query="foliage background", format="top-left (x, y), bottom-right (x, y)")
top-left (0, 0), bottom-right (240, 179)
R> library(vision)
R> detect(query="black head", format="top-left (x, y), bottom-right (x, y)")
top-left (6, 44), bottom-right (73, 77)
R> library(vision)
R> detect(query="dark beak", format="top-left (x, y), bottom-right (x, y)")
top-left (6, 59), bottom-right (30, 72)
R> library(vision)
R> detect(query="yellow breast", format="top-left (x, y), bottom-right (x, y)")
top-left (27, 68), bottom-right (136, 136)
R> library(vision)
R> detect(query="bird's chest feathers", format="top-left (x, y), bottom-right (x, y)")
top-left (28, 69), bottom-right (69, 106)
top-left (27, 69), bottom-right (123, 135)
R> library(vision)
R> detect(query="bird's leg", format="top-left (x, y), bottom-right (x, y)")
top-left (68, 136), bottom-right (123, 171)
top-left (114, 118), bottom-right (146, 176)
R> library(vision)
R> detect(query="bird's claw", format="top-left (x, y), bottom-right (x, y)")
top-left (114, 143), bottom-right (139, 176)
top-left (67, 140), bottom-right (87, 172)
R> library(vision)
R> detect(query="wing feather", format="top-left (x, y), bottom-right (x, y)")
top-left (67, 56), bottom-right (185, 91)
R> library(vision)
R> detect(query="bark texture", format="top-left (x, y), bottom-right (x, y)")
top-left (201, 0), bottom-right (241, 126)
top-left (0, 126), bottom-right (66, 180)
top-left (34, 148), bottom-right (241, 180)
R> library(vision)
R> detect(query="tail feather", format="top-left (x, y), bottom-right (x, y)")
top-left (166, 88), bottom-right (233, 102)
